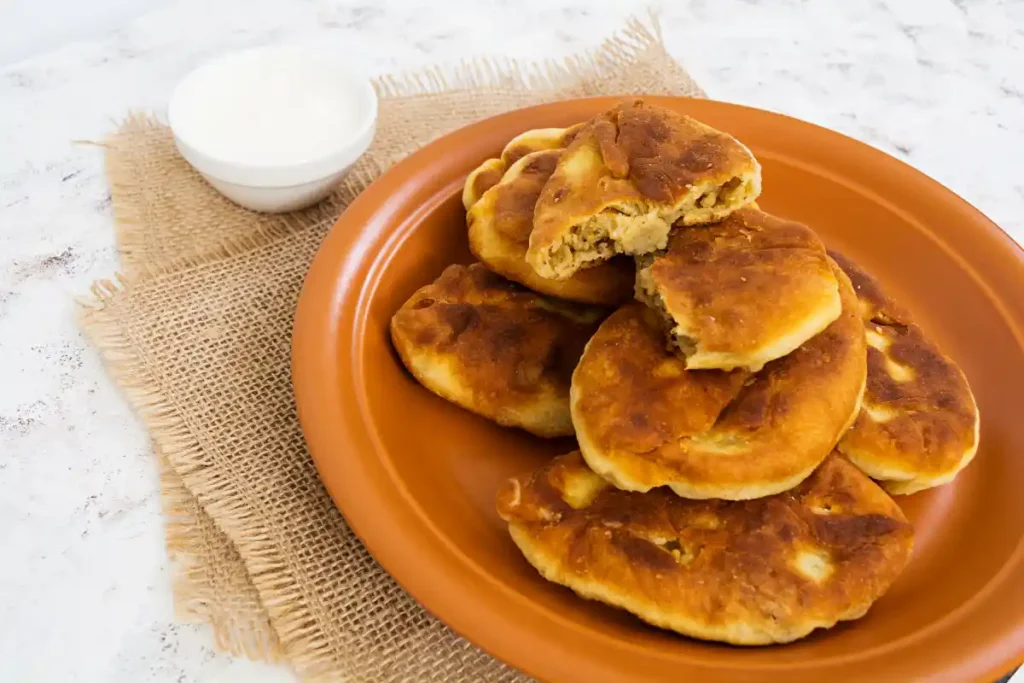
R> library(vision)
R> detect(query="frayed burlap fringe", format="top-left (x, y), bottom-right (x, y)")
top-left (78, 229), bottom-right (528, 680)
top-left (80, 271), bottom-right (337, 673)
top-left (82, 11), bottom-right (704, 679)
top-left (160, 455), bottom-right (283, 660)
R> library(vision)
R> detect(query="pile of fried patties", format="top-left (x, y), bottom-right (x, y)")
top-left (389, 99), bottom-right (979, 646)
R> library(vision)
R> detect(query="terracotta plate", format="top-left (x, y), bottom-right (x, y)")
top-left (292, 97), bottom-right (1024, 682)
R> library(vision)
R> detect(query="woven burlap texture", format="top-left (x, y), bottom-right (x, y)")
top-left (81, 16), bottom-right (704, 680)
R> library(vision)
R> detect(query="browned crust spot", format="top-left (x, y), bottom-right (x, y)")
top-left (830, 252), bottom-right (979, 492)
top-left (390, 264), bottom-right (605, 436)
top-left (571, 261), bottom-right (866, 498)
top-left (497, 451), bottom-right (912, 645)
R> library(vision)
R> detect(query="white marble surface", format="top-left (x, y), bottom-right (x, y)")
top-left (1, 0), bottom-right (1022, 681)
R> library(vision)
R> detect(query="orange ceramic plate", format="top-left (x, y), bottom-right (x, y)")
top-left (292, 97), bottom-right (1024, 682)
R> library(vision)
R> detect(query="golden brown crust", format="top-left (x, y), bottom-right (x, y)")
top-left (390, 264), bottom-right (605, 437)
top-left (571, 261), bottom-right (866, 500)
top-left (482, 150), bottom-right (562, 244)
top-left (501, 124), bottom-right (584, 167)
top-left (636, 208), bottom-right (841, 370)
top-left (831, 252), bottom-right (980, 494)
top-left (497, 451), bottom-right (913, 645)
top-left (462, 125), bottom-right (585, 211)
top-left (462, 159), bottom-right (506, 210)
top-left (528, 99), bottom-right (761, 279)
top-left (468, 149), bottom-right (635, 306)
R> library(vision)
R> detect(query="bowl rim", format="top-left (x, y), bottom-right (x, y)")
top-left (168, 44), bottom-right (378, 188)
top-left (292, 95), bottom-right (1024, 683)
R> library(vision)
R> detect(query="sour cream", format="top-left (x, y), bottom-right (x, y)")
top-left (168, 45), bottom-right (377, 212)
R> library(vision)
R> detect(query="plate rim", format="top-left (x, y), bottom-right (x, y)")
top-left (292, 95), bottom-right (1024, 682)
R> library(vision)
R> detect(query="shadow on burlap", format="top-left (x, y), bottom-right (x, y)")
top-left (80, 15), bottom-right (705, 680)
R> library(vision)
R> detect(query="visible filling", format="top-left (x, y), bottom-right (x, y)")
top-left (544, 209), bottom-right (640, 276)
top-left (695, 176), bottom-right (745, 210)
top-left (541, 173), bottom-right (757, 277)
top-left (634, 257), bottom-right (698, 359)
top-left (680, 175), bottom-right (755, 223)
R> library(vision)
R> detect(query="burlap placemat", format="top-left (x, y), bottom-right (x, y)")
top-left (81, 16), bottom-right (704, 679)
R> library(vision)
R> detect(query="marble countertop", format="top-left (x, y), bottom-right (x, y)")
top-left (1, 0), bottom-right (1022, 681)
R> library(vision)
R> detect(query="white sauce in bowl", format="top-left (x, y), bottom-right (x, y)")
top-left (167, 45), bottom-right (377, 211)
top-left (169, 46), bottom-right (375, 169)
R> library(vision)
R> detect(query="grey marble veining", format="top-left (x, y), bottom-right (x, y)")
top-left (1, 0), bottom-right (1022, 681)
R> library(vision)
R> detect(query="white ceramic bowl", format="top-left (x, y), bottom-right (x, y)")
top-left (168, 45), bottom-right (378, 213)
